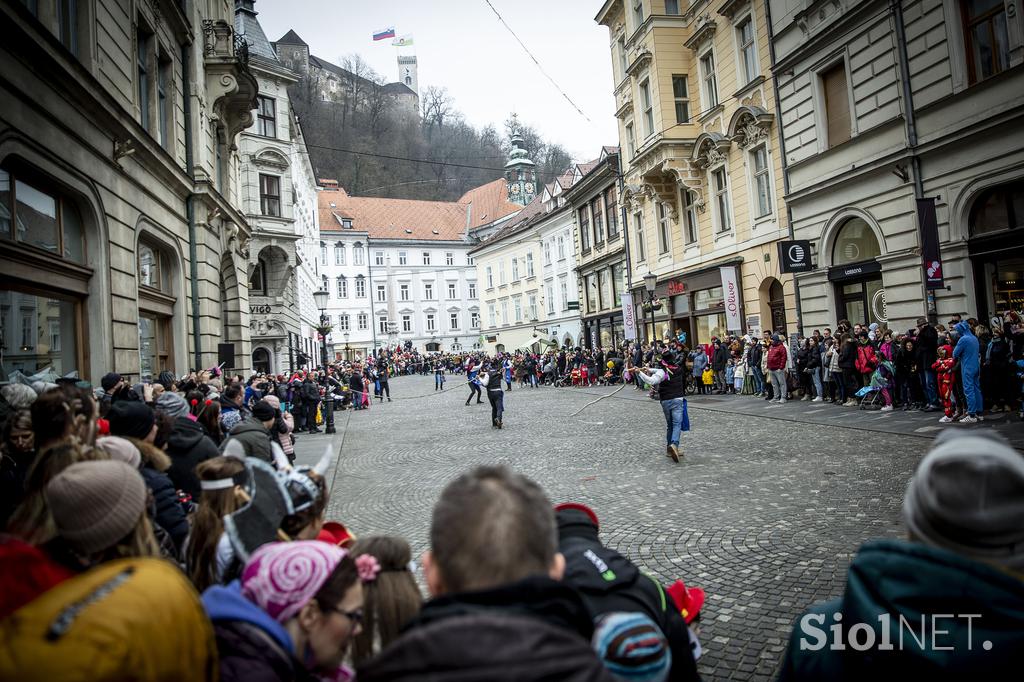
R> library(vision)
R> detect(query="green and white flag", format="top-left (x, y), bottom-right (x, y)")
top-left (391, 34), bottom-right (414, 47)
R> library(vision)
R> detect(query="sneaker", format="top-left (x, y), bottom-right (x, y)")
top-left (812, 397), bottom-right (823, 402)
top-left (776, 399), bottom-right (786, 404)
top-left (668, 444), bottom-right (680, 463)
top-left (938, 415), bottom-right (952, 423)
top-left (959, 415), bottom-right (978, 424)
top-left (880, 405), bottom-right (893, 412)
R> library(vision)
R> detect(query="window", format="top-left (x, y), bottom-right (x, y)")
top-left (513, 297), bottom-right (522, 323)
top-left (137, 239), bottom-right (175, 379)
top-left (398, 251), bottom-right (407, 265)
top-left (599, 270), bottom-right (612, 310)
top-left (137, 29), bottom-right (151, 131)
top-left (639, 80), bottom-right (654, 137)
top-left (544, 239), bottom-right (552, 264)
top-left (486, 266), bottom-right (493, 288)
top-left (700, 51), bottom-right (718, 108)
top-left (578, 207), bottom-right (591, 251)
top-left (450, 312), bottom-right (459, 330)
top-left (488, 303), bottom-right (497, 327)
top-left (259, 174), bottom-right (280, 216)
top-left (248, 261), bottom-right (266, 295)
top-left (625, 122), bottom-right (636, 159)
top-left (448, 282), bottom-right (457, 299)
top-left (353, 245), bottom-right (364, 265)
top-left (821, 62), bottom-right (851, 147)
top-left (501, 300), bottom-right (509, 324)
top-left (751, 145), bottom-right (772, 219)
top-left (355, 276), bottom-right (366, 297)
top-left (337, 275), bottom-right (348, 298)
top-left (137, 242), bottom-right (169, 291)
top-left (618, 37), bottom-right (628, 80)
top-left (468, 282), bottom-right (477, 298)
top-left (546, 283), bottom-right (555, 314)
top-left (376, 284), bottom-right (386, 302)
top-left (591, 197), bottom-right (604, 244)
top-left (672, 75), bottom-right (689, 123)
top-left (634, 211), bottom-right (646, 262)
top-left (357, 312), bottom-right (368, 330)
top-left (499, 261), bottom-right (506, 285)
top-left (338, 314), bottom-right (350, 331)
top-left (713, 167), bottom-right (732, 233)
top-left (612, 262), bottom-right (625, 307)
top-left (446, 252), bottom-right (454, 265)
top-left (832, 218), bottom-right (882, 265)
top-left (426, 314), bottom-right (435, 332)
top-left (526, 252), bottom-right (535, 277)
top-left (512, 257), bottom-right (520, 281)
top-left (422, 251), bottom-right (431, 265)
top-left (321, 274), bottom-right (328, 292)
top-left (400, 283), bottom-right (409, 301)
top-left (657, 203), bottom-right (671, 254)
top-left (424, 282), bottom-right (434, 300)
top-left (471, 311), bottom-right (480, 328)
top-left (374, 250), bottom-right (384, 265)
top-left (320, 244), bottom-right (327, 265)
top-left (528, 295), bottom-right (537, 320)
top-left (962, 0), bottom-right (1011, 84)
top-left (257, 96), bottom-right (276, 138)
top-left (557, 235), bottom-right (566, 259)
top-left (665, 0), bottom-right (680, 14)
top-left (378, 317), bottom-right (388, 334)
top-left (0, 168), bottom-right (85, 262)
top-left (157, 55), bottom-right (171, 148)
top-left (585, 274), bottom-right (598, 313)
top-left (633, 0), bottom-right (644, 28)
top-left (402, 315), bottom-right (412, 332)
top-left (560, 279), bottom-right (569, 310)
top-left (736, 16), bottom-right (759, 84)
top-left (334, 244), bottom-right (345, 265)
top-left (682, 190), bottom-right (699, 244)
top-left (57, 0), bottom-right (78, 55)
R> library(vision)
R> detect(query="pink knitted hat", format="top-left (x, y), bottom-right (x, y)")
top-left (241, 541), bottom-right (347, 623)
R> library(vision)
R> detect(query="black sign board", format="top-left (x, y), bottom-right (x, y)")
top-left (917, 197), bottom-right (944, 290)
top-left (218, 343), bottom-right (235, 370)
top-left (779, 240), bottom-right (813, 273)
top-left (827, 259), bottom-right (883, 282)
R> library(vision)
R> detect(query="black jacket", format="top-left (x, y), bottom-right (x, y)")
top-left (558, 516), bottom-right (700, 682)
top-left (712, 345), bottom-right (729, 371)
top-left (357, 576), bottom-right (615, 682)
top-left (165, 417), bottom-right (219, 500)
top-left (838, 341), bottom-right (858, 370)
top-left (748, 342), bottom-right (763, 368)
top-left (141, 466), bottom-right (189, 553)
top-left (916, 324), bottom-right (938, 367)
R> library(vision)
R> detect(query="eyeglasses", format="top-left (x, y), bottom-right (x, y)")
top-left (320, 604), bottom-right (363, 626)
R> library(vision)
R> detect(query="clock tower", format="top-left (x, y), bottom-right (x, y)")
top-left (504, 131), bottom-right (537, 206)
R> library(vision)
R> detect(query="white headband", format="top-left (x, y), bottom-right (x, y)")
top-left (200, 478), bottom-right (235, 491)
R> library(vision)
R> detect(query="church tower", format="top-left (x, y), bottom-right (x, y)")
top-left (397, 55), bottom-right (418, 96)
top-left (504, 127), bottom-right (537, 206)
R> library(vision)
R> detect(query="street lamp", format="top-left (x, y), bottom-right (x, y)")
top-left (642, 273), bottom-right (660, 344)
top-left (344, 332), bottom-right (350, 361)
top-left (312, 288), bottom-right (336, 434)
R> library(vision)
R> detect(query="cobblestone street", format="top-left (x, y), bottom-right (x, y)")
top-left (321, 375), bottom-right (941, 681)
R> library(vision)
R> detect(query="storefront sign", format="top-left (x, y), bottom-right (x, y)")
top-left (719, 267), bottom-right (742, 333)
top-left (746, 314), bottom-right (761, 337)
top-left (917, 197), bottom-right (944, 290)
top-left (250, 304), bottom-right (275, 315)
top-left (827, 259), bottom-right (883, 281)
top-left (667, 280), bottom-right (686, 295)
top-left (621, 292), bottom-right (637, 341)
top-left (871, 288), bottom-right (888, 323)
top-left (778, 240), bottom-right (813, 273)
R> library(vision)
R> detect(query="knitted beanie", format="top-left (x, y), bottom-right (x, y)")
top-left (45, 460), bottom-right (147, 555)
top-left (106, 400), bottom-right (156, 440)
top-left (591, 612), bottom-right (671, 681)
top-left (251, 400), bottom-right (276, 422)
top-left (96, 436), bottom-right (141, 470)
top-left (242, 541), bottom-right (347, 623)
top-left (155, 391), bottom-right (190, 420)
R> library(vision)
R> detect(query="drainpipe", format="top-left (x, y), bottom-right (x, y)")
top-left (616, 153), bottom-right (636, 343)
top-left (366, 238), bottom-right (378, 352)
top-left (182, 41), bottom-right (203, 371)
top-left (764, 0), bottom-right (803, 337)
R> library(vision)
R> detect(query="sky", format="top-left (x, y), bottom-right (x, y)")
top-left (255, 0), bottom-right (620, 161)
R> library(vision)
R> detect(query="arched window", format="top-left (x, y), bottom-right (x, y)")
top-left (137, 236), bottom-right (177, 380)
top-left (969, 181), bottom-right (1023, 237)
top-left (249, 260), bottom-right (267, 295)
top-left (252, 347), bottom-right (271, 373)
top-left (831, 217), bottom-right (881, 265)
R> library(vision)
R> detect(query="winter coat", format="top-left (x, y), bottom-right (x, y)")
top-left (221, 418), bottom-right (274, 464)
top-left (838, 341), bottom-right (858, 370)
top-left (559, 521), bottom-right (700, 682)
top-left (273, 412), bottom-right (294, 458)
top-left (748, 342), bottom-right (763, 371)
top-left (301, 379), bottom-right (320, 403)
top-left (805, 346), bottom-right (822, 370)
top-left (986, 335), bottom-right (1011, 368)
top-left (953, 321), bottom-right (981, 377)
top-left (165, 417), bottom-right (219, 500)
top-left (712, 345), bottom-right (730, 371)
top-left (690, 350), bottom-right (708, 377)
top-left (767, 343), bottom-right (788, 371)
top-left (778, 540), bottom-right (1024, 681)
top-left (202, 581), bottom-right (319, 682)
top-left (141, 466), bottom-right (189, 553)
top-left (356, 576), bottom-right (615, 682)
top-left (218, 396), bottom-right (245, 435)
top-left (855, 343), bottom-right (878, 374)
top-left (915, 324), bottom-right (939, 367)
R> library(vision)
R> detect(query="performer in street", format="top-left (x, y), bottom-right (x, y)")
top-left (465, 359), bottom-right (483, 406)
top-left (632, 349), bottom-right (688, 462)
top-left (476, 361), bottom-right (505, 429)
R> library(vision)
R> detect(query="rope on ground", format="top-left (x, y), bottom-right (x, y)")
top-left (568, 381), bottom-right (628, 417)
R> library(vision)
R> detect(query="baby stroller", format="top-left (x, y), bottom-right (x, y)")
top-left (858, 359), bottom-right (895, 411)
top-left (855, 384), bottom-right (882, 410)
top-left (553, 369), bottom-right (573, 388)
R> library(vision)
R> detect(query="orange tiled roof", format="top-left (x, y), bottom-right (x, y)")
top-left (319, 192), bottom-right (468, 240)
top-left (459, 178), bottom-right (525, 227)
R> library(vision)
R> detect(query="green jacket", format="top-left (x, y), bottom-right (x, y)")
top-left (221, 418), bottom-right (273, 464)
top-left (778, 539), bottom-right (1024, 681)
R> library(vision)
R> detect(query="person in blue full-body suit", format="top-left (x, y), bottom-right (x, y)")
top-left (952, 320), bottom-right (982, 423)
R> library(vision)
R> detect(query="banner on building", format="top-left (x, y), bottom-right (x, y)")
top-left (719, 266), bottom-right (742, 333)
top-left (917, 197), bottom-right (944, 290)
top-left (778, 240), bottom-right (813, 273)
top-left (621, 292), bottom-right (637, 341)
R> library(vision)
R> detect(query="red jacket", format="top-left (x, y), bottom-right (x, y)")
top-left (767, 343), bottom-right (788, 371)
top-left (855, 344), bottom-right (878, 374)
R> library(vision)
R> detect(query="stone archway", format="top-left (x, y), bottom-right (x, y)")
top-left (758, 277), bottom-right (787, 334)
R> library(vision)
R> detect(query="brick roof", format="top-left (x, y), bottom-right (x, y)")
top-left (459, 178), bottom-right (525, 228)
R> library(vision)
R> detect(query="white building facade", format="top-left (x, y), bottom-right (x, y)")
top-left (537, 185), bottom-right (583, 349)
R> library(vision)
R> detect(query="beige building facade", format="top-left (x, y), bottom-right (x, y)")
top-left (597, 0), bottom-right (797, 345)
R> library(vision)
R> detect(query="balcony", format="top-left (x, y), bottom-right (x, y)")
top-left (202, 19), bottom-right (259, 149)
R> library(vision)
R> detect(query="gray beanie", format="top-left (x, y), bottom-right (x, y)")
top-left (903, 433), bottom-right (1024, 568)
top-left (45, 460), bottom-right (147, 555)
top-left (155, 391), bottom-right (190, 420)
top-left (1, 383), bottom-right (37, 409)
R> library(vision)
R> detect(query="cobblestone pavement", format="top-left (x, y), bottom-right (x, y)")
top-left (325, 375), bottom-right (936, 681)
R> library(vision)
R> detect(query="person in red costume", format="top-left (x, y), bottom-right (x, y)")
top-left (932, 344), bottom-right (956, 423)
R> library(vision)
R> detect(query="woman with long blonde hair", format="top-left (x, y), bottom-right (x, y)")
top-left (185, 456), bottom-right (247, 592)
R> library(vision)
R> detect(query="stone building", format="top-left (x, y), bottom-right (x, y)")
top-left (235, 0), bottom-right (320, 374)
top-left (769, 0), bottom-right (1024, 330)
top-left (1, 0), bottom-right (257, 383)
top-left (596, 0), bottom-right (797, 344)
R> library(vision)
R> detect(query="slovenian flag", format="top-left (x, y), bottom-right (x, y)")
top-left (373, 26), bottom-right (396, 41)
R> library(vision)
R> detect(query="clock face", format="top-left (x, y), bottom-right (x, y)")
top-left (510, 184), bottom-right (520, 194)
top-left (525, 183), bottom-right (534, 193)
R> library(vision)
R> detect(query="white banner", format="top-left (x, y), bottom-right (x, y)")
top-left (719, 266), bottom-right (742, 333)
top-left (621, 292), bottom-right (637, 341)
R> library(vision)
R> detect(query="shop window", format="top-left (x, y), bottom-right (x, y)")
top-left (0, 291), bottom-right (79, 381)
top-left (694, 286), bottom-right (724, 311)
top-left (0, 168), bottom-right (85, 262)
top-left (969, 181), bottom-right (1023, 236)
top-left (831, 217), bottom-right (881, 265)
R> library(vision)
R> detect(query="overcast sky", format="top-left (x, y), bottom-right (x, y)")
top-left (255, 0), bottom-right (619, 161)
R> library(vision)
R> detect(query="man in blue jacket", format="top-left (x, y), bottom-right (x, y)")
top-left (952, 320), bottom-right (982, 423)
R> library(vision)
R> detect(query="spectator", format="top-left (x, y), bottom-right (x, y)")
top-left (186, 456), bottom-right (247, 591)
top-left (221, 400), bottom-right (280, 466)
top-left (952, 320), bottom-right (982, 423)
top-left (157, 391), bottom-right (219, 499)
top-left (767, 334), bottom-right (789, 404)
top-left (218, 384), bottom-right (247, 434)
top-left (357, 465), bottom-right (616, 681)
top-left (261, 395), bottom-right (295, 463)
top-left (1, 409), bottom-right (36, 528)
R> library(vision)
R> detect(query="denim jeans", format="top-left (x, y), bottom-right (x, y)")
top-left (920, 368), bottom-right (938, 406)
top-left (661, 397), bottom-right (685, 446)
top-left (769, 369), bottom-right (787, 400)
top-left (435, 373), bottom-right (444, 389)
top-left (752, 365), bottom-right (765, 394)
top-left (809, 367), bottom-right (823, 397)
top-left (529, 373), bottom-right (538, 387)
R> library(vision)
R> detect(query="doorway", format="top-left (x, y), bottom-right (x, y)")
top-left (252, 347), bottom-right (272, 374)
top-left (768, 279), bottom-right (787, 333)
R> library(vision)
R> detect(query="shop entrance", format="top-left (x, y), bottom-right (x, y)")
top-left (252, 347), bottom-right (272, 374)
top-left (767, 279), bottom-right (787, 333)
top-left (830, 217), bottom-right (885, 326)
top-left (967, 180), bottom-right (1023, 323)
